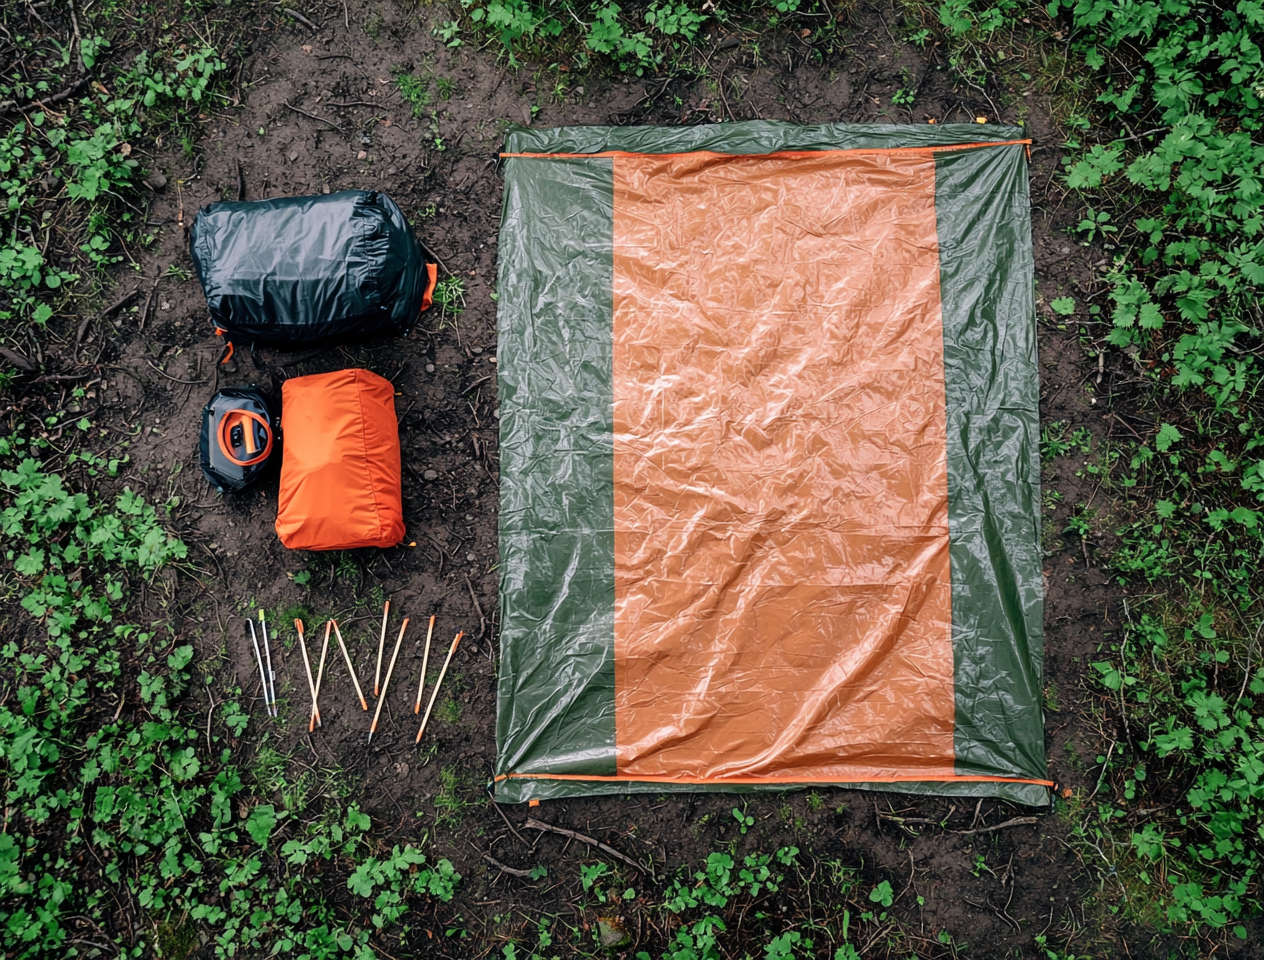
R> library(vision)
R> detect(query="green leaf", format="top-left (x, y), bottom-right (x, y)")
top-left (1155, 423), bottom-right (1182, 452)
top-left (1050, 296), bottom-right (1076, 315)
top-left (245, 803), bottom-right (277, 845)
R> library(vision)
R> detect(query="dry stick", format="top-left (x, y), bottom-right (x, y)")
top-left (283, 100), bottom-right (343, 131)
top-left (490, 799), bottom-right (528, 846)
top-left (482, 852), bottom-right (533, 879)
top-left (414, 615), bottom-right (436, 713)
top-left (416, 632), bottom-right (463, 743)
top-left (374, 600), bottom-right (390, 697)
top-left (332, 621), bottom-right (368, 710)
top-left (282, 6), bottom-right (319, 30)
top-left (523, 818), bottom-right (646, 876)
top-left (952, 816), bottom-right (1039, 836)
top-left (310, 620), bottom-right (330, 731)
top-left (295, 620), bottom-right (319, 729)
top-left (260, 609), bottom-right (276, 717)
top-left (368, 619), bottom-right (409, 742)
top-left (247, 619), bottom-right (269, 716)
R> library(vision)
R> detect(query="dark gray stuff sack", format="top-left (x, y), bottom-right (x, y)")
top-left (190, 190), bottom-right (433, 347)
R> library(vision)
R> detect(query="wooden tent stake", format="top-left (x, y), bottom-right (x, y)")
top-left (332, 620), bottom-right (368, 710)
top-left (414, 615), bottom-right (436, 713)
top-left (368, 618), bottom-right (409, 742)
top-left (416, 631), bottom-right (463, 744)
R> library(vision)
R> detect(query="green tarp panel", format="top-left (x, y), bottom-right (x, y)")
top-left (494, 122), bottom-right (1049, 806)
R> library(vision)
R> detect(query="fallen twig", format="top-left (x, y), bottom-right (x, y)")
top-left (524, 818), bottom-right (647, 876)
top-left (145, 359), bottom-right (208, 384)
top-left (465, 575), bottom-right (487, 642)
top-left (489, 800), bottom-right (528, 846)
top-left (483, 852), bottom-right (533, 878)
top-left (79, 288), bottom-right (138, 344)
top-left (0, 75), bottom-right (89, 116)
top-left (952, 815), bottom-right (1039, 836)
top-left (0, 347), bottom-right (36, 373)
top-left (284, 100), bottom-right (344, 131)
top-left (282, 7), bottom-right (319, 31)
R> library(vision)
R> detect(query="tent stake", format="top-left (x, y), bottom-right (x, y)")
top-left (374, 600), bottom-right (390, 697)
top-left (416, 631), bottom-right (463, 743)
top-left (295, 619), bottom-right (319, 730)
top-left (259, 609), bottom-right (276, 716)
top-left (413, 615), bottom-right (436, 713)
top-left (332, 620), bottom-right (368, 710)
top-left (247, 619), bottom-right (269, 717)
top-left (369, 618), bottom-right (409, 743)
top-left (310, 620), bottom-right (330, 731)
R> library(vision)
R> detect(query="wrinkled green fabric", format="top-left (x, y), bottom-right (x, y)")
top-left (934, 145), bottom-right (1046, 783)
top-left (191, 190), bottom-right (428, 346)
top-left (496, 159), bottom-right (617, 778)
top-left (504, 121), bottom-right (1025, 155)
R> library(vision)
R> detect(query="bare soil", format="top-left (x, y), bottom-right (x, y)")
top-left (33, 0), bottom-right (1243, 955)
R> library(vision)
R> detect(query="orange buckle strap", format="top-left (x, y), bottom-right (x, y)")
top-left (420, 262), bottom-right (438, 313)
top-left (214, 327), bottom-right (235, 365)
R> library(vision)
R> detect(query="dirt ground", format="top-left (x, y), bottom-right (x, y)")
top-left (50, 0), bottom-right (1224, 955)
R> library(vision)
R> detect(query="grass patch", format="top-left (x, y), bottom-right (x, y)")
top-left (922, 0), bottom-right (1264, 945)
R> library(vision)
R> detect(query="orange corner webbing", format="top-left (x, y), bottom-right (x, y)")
top-left (499, 139), bottom-right (1033, 161)
top-left (218, 409), bottom-right (273, 467)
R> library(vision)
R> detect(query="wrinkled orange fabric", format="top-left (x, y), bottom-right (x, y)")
top-left (276, 368), bottom-right (405, 550)
top-left (612, 151), bottom-right (956, 782)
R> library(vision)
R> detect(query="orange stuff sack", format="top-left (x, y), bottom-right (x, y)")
top-left (275, 369), bottom-right (404, 550)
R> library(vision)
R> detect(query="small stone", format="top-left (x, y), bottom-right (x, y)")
top-left (465, 514), bottom-right (473, 521)
top-left (597, 918), bottom-right (629, 948)
top-left (471, 346), bottom-right (483, 354)
top-left (322, 185), bottom-right (331, 194)
top-left (575, 86), bottom-right (584, 96)
top-left (147, 172), bottom-right (168, 191)
top-left (160, 301), bottom-right (171, 311)
top-left (288, 150), bottom-right (299, 162)
top-left (425, 363), bottom-right (435, 373)
top-left (357, 150), bottom-right (368, 160)
top-left (1060, 246), bottom-right (1070, 254)
top-left (423, 469), bottom-right (438, 481)
top-left (466, 553), bottom-right (476, 562)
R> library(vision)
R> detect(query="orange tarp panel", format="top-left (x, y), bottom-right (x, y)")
top-left (612, 152), bottom-right (956, 781)
top-left (276, 368), bottom-right (405, 551)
